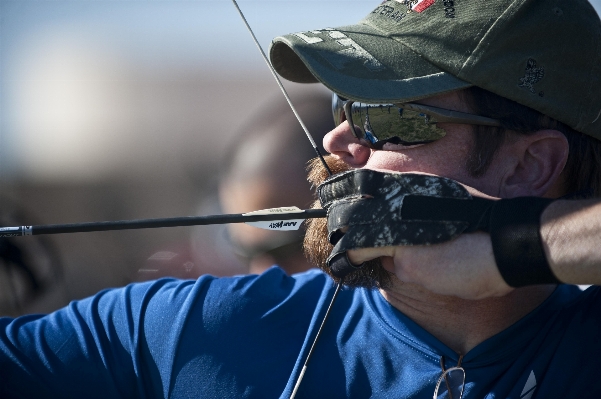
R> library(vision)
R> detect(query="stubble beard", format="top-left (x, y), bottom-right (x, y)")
top-left (303, 156), bottom-right (393, 289)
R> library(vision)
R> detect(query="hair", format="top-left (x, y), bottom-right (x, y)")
top-left (461, 87), bottom-right (601, 198)
top-left (303, 155), bottom-right (393, 288)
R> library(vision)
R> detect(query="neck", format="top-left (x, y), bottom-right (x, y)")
top-left (380, 279), bottom-right (555, 354)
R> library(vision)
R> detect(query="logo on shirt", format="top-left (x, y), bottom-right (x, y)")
top-left (373, 0), bottom-right (436, 22)
top-left (520, 370), bottom-right (536, 399)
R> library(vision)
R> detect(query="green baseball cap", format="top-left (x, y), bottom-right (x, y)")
top-left (269, 0), bottom-right (601, 139)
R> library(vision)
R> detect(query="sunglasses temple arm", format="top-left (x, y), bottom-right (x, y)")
top-left (230, 0), bottom-right (332, 176)
top-left (403, 103), bottom-right (501, 127)
top-left (343, 102), bottom-right (358, 139)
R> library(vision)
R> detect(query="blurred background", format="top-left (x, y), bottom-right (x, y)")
top-left (0, 0), bottom-right (376, 316)
top-left (1, 0), bottom-right (600, 316)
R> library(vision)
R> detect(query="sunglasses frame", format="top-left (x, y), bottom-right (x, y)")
top-left (332, 93), bottom-right (501, 148)
top-left (433, 366), bottom-right (466, 399)
top-left (433, 355), bottom-right (465, 399)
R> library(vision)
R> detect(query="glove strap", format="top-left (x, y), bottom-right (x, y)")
top-left (489, 197), bottom-right (560, 287)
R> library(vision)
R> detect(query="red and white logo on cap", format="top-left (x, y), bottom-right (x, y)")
top-left (412, 0), bottom-right (435, 12)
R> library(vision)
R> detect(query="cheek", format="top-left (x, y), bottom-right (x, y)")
top-left (381, 256), bottom-right (396, 273)
top-left (366, 137), bottom-right (473, 179)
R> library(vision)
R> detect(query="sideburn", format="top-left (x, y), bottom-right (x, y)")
top-left (303, 156), bottom-right (393, 289)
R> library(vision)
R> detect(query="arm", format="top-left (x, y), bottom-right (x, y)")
top-left (541, 199), bottom-right (601, 285)
top-left (0, 278), bottom-right (199, 398)
top-left (0, 293), bottom-right (141, 398)
top-left (348, 197), bottom-right (601, 300)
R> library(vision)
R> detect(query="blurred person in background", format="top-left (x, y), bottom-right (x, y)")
top-left (136, 90), bottom-right (334, 280)
top-left (215, 90), bottom-right (334, 275)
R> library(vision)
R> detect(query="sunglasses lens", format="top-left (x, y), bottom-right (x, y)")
top-left (434, 367), bottom-right (465, 399)
top-left (348, 102), bottom-right (446, 147)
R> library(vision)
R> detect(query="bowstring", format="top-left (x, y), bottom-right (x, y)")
top-left (230, 1), bottom-right (341, 397)
top-left (230, 0), bottom-right (332, 176)
top-left (289, 279), bottom-right (344, 399)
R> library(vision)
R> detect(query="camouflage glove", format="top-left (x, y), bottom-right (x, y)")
top-left (318, 170), bottom-right (559, 287)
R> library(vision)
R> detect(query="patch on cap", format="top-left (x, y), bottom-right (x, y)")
top-left (412, 0), bottom-right (436, 12)
top-left (393, 0), bottom-right (436, 13)
top-left (518, 58), bottom-right (545, 96)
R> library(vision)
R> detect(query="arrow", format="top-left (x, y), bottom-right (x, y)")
top-left (0, 207), bottom-right (326, 237)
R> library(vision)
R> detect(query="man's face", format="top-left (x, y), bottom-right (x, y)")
top-left (324, 90), bottom-right (507, 197)
top-left (304, 90), bottom-right (508, 287)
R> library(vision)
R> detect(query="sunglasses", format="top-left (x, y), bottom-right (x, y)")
top-left (332, 93), bottom-right (501, 149)
top-left (434, 355), bottom-right (465, 399)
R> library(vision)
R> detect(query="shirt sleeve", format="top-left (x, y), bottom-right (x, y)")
top-left (0, 268), bottom-right (329, 399)
top-left (0, 277), bottom-right (200, 399)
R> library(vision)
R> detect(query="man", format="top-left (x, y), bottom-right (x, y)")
top-left (2, 0), bottom-right (601, 398)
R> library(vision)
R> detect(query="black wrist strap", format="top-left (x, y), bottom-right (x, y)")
top-left (489, 197), bottom-right (560, 287)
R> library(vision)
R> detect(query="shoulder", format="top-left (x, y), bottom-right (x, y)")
top-left (52, 267), bottom-right (336, 357)
top-left (105, 267), bottom-right (337, 332)
top-left (86, 266), bottom-right (332, 317)
top-left (193, 267), bottom-right (336, 326)
top-left (146, 268), bottom-right (342, 394)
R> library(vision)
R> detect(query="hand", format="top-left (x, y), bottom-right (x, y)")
top-left (346, 181), bottom-right (514, 300)
top-left (348, 233), bottom-right (513, 300)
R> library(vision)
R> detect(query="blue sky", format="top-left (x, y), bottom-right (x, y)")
top-left (0, 1), bottom-right (377, 74)
top-left (2, 0), bottom-right (599, 73)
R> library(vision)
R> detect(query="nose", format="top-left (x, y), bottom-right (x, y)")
top-left (323, 122), bottom-right (371, 168)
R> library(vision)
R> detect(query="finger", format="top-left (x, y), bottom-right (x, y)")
top-left (347, 246), bottom-right (395, 265)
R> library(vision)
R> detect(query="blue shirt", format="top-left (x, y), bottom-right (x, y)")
top-left (1, 267), bottom-right (599, 398)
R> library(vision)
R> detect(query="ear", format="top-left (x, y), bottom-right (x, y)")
top-left (500, 130), bottom-right (569, 198)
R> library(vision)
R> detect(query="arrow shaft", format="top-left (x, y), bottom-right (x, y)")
top-left (0, 209), bottom-right (326, 237)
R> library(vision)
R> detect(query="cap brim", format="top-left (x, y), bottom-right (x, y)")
top-left (270, 22), bottom-right (471, 103)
